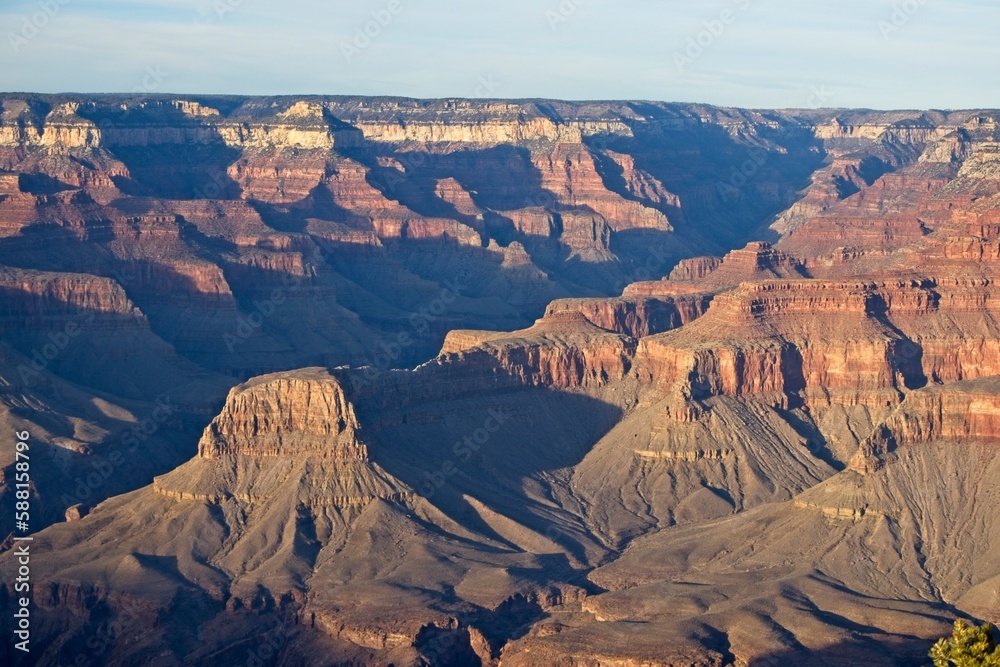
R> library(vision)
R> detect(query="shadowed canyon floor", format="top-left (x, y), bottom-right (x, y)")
top-left (1, 96), bottom-right (1000, 665)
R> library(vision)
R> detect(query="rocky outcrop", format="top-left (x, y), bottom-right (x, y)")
top-left (227, 149), bottom-right (329, 203)
top-left (668, 256), bottom-right (721, 281)
top-left (498, 206), bottom-right (559, 237)
top-left (542, 293), bottom-right (712, 339)
top-left (0, 171), bottom-right (19, 195)
top-left (438, 311), bottom-right (637, 391)
top-left (633, 279), bottom-right (932, 407)
top-left (355, 116), bottom-right (573, 144)
top-left (628, 242), bottom-right (807, 297)
top-left (151, 370), bottom-right (408, 517)
top-left (768, 115), bottom-right (947, 237)
top-left (0, 266), bottom-right (145, 328)
top-left (440, 329), bottom-right (507, 354)
top-left (781, 113), bottom-right (1000, 259)
top-left (532, 143), bottom-right (673, 233)
top-left (197, 370), bottom-right (363, 459)
top-left (38, 103), bottom-right (102, 149)
top-left (852, 377), bottom-right (1000, 472)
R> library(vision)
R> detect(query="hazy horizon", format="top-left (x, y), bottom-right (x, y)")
top-left (0, 90), bottom-right (995, 114)
top-left (2, 0), bottom-right (999, 110)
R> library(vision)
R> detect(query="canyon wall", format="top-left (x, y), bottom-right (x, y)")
top-left (2, 97), bottom-right (1000, 666)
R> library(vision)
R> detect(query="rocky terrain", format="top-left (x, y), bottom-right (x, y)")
top-left (1, 95), bottom-right (999, 665)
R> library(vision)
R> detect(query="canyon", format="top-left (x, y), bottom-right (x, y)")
top-left (0, 95), bottom-right (999, 666)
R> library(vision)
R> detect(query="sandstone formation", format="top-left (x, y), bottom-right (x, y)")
top-left (3, 97), bottom-right (1000, 666)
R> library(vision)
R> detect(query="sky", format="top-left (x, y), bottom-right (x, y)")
top-left (1, 0), bottom-right (998, 109)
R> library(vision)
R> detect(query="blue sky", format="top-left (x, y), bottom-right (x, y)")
top-left (1, 0), bottom-right (997, 109)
